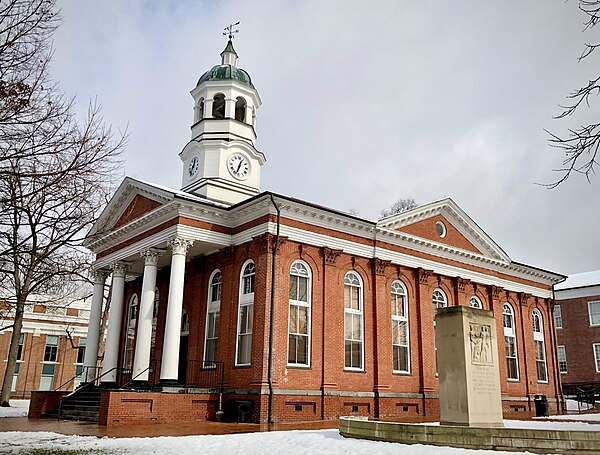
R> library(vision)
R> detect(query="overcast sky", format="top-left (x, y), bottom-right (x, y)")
top-left (51, 0), bottom-right (599, 276)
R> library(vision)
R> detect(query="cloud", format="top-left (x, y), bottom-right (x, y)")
top-left (51, 0), bottom-right (600, 274)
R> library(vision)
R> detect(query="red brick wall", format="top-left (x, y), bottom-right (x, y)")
top-left (0, 332), bottom-right (84, 397)
top-left (99, 390), bottom-right (218, 426)
top-left (556, 293), bottom-right (600, 387)
top-left (114, 234), bottom-right (559, 423)
top-left (395, 214), bottom-right (481, 254)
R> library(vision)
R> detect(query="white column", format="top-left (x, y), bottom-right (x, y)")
top-left (82, 269), bottom-right (107, 383)
top-left (204, 99), bottom-right (213, 119)
top-left (224, 97), bottom-right (234, 118)
top-left (245, 105), bottom-right (253, 125)
top-left (101, 262), bottom-right (128, 384)
top-left (160, 238), bottom-right (193, 383)
top-left (131, 248), bottom-right (162, 382)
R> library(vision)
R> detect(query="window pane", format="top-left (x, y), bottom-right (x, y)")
top-left (298, 276), bottom-right (308, 302)
top-left (398, 321), bottom-right (408, 345)
top-left (558, 346), bottom-right (567, 373)
top-left (351, 287), bottom-right (359, 310)
top-left (590, 302), bottom-right (600, 325)
top-left (289, 276), bottom-right (298, 300)
top-left (352, 314), bottom-right (361, 340)
top-left (213, 312), bottom-right (220, 337)
top-left (297, 306), bottom-right (308, 334)
top-left (205, 339), bottom-right (216, 363)
top-left (554, 305), bottom-right (563, 328)
top-left (289, 305), bottom-right (298, 333)
top-left (344, 313), bottom-right (353, 339)
top-left (392, 321), bottom-right (401, 345)
top-left (344, 285), bottom-right (351, 308)
top-left (237, 333), bottom-right (251, 364)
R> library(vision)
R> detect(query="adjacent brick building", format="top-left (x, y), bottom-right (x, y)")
top-left (76, 39), bottom-right (565, 425)
top-left (554, 270), bottom-right (600, 394)
top-left (0, 293), bottom-right (91, 397)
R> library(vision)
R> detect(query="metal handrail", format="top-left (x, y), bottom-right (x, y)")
top-left (57, 367), bottom-right (118, 421)
top-left (120, 366), bottom-right (151, 389)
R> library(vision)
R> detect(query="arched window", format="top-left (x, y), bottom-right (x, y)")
top-left (344, 271), bottom-right (363, 370)
top-left (470, 296), bottom-right (483, 309)
top-left (151, 288), bottom-right (159, 350)
top-left (503, 303), bottom-right (519, 380)
top-left (288, 261), bottom-right (311, 366)
top-left (181, 310), bottom-right (189, 335)
top-left (432, 288), bottom-right (447, 373)
top-left (236, 261), bottom-right (255, 366)
top-left (212, 93), bottom-right (225, 119)
top-left (123, 294), bottom-right (138, 370)
top-left (197, 97), bottom-right (204, 122)
top-left (391, 281), bottom-right (409, 373)
top-left (235, 97), bottom-right (246, 122)
top-left (204, 270), bottom-right (222, 367)
top-left (533, 309), bottom-right (548, 382)
top-left (432, 288), bottom-right (447, 314)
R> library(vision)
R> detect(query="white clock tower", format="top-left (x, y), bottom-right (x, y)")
top-left (180, 36), bottom-right (265, 205)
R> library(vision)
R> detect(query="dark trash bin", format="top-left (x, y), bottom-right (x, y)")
top-left (534, 394), bottom-right (548, 417)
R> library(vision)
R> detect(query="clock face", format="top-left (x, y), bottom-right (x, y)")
top-left (227, 154), bottom-right (250, 180)
top-left (188, 156), bottom-right (199, 178)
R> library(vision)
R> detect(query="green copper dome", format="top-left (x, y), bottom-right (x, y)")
top-left (197, 64), bottom-right (254, 89)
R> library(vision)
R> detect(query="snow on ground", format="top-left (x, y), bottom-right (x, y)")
top-left (0, 428), bottom-right (565, 455)
top-left (2, 419), bottom-right (600, 455)
top-left (0, 401), bottom-right (29, 419)
top-left (1, 404), bottom-right (600, 455)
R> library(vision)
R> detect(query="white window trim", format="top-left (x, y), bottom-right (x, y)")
top-left (344, 271), bottom-right (364, 372)
top-left (588, 301), bottom-right (600, 326)
top-left (503, 303), bottom-right (520, 382)
top-left (391, 280), bottom-right (410, 374)
top-left (469, 296), bottom-right (483, 309)
top-left (532, 309), bottom-right (548, 383)
top-left (557, 345), bottom-right (567, 374)
top-left (204, 270), bottom-right (222, 367)
top-left (235, 260), bottom-right (255, 367)
top-left (554, 304), bottom-right (563, 329)
top-left (287, 261), bottom-right (312, 368)
top-left (594, 344), bottom-right (600, 373)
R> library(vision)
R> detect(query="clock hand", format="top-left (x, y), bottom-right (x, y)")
top-left (236, 160), bottom-right (243, 173)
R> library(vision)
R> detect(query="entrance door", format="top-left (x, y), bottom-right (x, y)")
top-left (178, 335), bottom-right (188, 384)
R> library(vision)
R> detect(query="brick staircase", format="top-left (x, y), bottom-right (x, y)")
top-left (47, 385), bottom-right (102, 422)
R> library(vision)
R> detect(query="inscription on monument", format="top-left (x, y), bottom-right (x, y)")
top-left (469, 323), bottom-right (493, 365)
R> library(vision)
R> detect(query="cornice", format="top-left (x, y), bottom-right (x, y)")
top-left (374, 226), bottom-right (559, 283)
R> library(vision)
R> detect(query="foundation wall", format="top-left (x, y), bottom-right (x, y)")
top-left (339, 417), bottom-right (600, 454)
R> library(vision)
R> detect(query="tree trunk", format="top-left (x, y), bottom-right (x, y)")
top-left (0, 294), bottom-right (25, 406)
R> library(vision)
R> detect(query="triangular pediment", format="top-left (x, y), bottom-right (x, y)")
top-left (377, 198), bottom-right (511, 263)
top-left (85, 177), bottom-right (177, 247)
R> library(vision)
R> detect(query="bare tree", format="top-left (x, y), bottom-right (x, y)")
top-left (546, 0), bottom-right (600, 187)
top-left (0, 0), bottom-right (125, 406)
top-left (380, 198), bottom-right (418, 218)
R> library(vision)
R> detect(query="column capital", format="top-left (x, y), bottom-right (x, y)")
top-left (111, 261), bottom-right (131, 278)
top-left (89, 268), bottom-right (109, 284)
top-left (322, 246), bottom-right (342, 266)
top-left (169, 237), bottom-right (194, 255)
top-left (140, 248), bottom-right (164, 265)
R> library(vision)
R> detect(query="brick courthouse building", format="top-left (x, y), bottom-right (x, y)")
top-left (77, 40), bottom-right (565, 425)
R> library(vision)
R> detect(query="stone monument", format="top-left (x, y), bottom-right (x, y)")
top-left (435, 305), bottom-right (503, 427)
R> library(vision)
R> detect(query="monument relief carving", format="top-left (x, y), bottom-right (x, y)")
top-left (469, 323), bottom-right (493, 365)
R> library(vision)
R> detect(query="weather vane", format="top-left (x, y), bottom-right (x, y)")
top-left (223, 22), bottom-right (240, 40)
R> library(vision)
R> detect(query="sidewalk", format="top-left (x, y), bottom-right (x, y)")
top-left (0, 417), bottom-right (338, 438)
